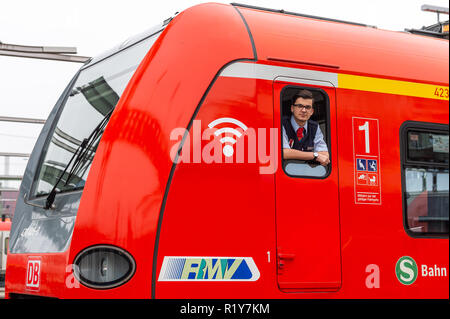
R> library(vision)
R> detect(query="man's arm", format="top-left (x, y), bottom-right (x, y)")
top-left (283, 148), bottom-right (315, 160)
top-left (283, 148), bottom-right (329, 166)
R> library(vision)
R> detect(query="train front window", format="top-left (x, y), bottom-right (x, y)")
top-left (32, 30), bottom-right (162, 197)
top-left (401, 124), bottom-right (449, 237)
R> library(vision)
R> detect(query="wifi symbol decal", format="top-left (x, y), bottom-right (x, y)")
top-left (208, 117), bottom-right (248, 157)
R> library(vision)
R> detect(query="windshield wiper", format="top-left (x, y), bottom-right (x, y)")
top-left (44, 109), bottom-right (114, 210)
top-left (63, 109), bottom-right (113, 188)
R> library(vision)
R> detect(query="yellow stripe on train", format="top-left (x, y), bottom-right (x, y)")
top-left (338, 73), bottom-right (449, 101)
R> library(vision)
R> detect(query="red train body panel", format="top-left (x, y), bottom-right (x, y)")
top-left (5, 3), bottom-right (449, 299)
top-left (0, 221), bottom-right (11, 232)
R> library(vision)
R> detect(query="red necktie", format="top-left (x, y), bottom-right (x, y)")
top-left (296, 127), bottom-right (304, 141)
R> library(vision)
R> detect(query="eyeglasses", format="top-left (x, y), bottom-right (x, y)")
top-left (293, 103), bottom-right (313, 110)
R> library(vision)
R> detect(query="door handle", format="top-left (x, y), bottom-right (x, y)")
top-left (277, 253), bottom-right (295, 270)
top-left (278, 253), bottom-right (295, 260)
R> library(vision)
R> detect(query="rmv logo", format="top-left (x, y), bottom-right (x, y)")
top-left (158, 257), bottom-right (260, 281)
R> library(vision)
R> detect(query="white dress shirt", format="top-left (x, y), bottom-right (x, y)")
top-left (282, 115), bottom-right (328, 152)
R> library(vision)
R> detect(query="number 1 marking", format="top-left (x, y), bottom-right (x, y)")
top-left (267, 251), bottom-right (270, 263)
top-left (359, 121), bottom-right (370, 153)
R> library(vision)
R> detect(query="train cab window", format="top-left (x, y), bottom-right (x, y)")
top-left (401, 123), bottom-right (449, 237)
top-left (281, 87), bottom-right (330, 178)
top-left (30, 31), bottom-right (162, 198)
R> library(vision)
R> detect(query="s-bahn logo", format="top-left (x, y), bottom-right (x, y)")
top-left (395, 256), bottom-right (418, 285)
top-left (158, 257), bottom-right (260, 281)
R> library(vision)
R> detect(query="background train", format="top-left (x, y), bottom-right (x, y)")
top-left (0, 215), bottom-right (11, 290)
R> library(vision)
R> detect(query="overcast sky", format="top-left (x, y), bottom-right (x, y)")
top-left (0, 0), bottom-right (448, 181)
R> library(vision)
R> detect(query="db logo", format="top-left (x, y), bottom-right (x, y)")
top-left (26, 258), bottom-right (41, 291)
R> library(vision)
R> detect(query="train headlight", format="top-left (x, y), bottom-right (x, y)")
top-left (73, 245), bottom-right (136, 289)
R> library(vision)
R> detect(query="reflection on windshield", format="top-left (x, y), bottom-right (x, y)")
top-left (72, 76), bottom-right (119, 116)
top-left (33, 33), bottom-right (160, 197)
top-left (36, 77), bottom-right (117, 196)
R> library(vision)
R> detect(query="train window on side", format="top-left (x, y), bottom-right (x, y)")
top-left (280, 87), bottom-right (330, 178)
top-left (401, 122), bottom-right (449, 237)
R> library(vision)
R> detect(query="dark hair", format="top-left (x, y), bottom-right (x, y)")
top-left (292, 89), bottom-right (314, 105)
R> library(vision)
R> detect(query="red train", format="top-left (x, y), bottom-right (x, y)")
top-left (5, 3), bottom-right (449, 298)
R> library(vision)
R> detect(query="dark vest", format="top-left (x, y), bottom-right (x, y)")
top-left (282, 117), bottom-right (318, 152)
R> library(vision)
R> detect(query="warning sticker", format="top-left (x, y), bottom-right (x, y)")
top-left (352, 117), bottom-right (381, 205)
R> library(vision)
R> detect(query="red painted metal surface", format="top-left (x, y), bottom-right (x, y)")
top-left (239, 6), bottom-right (448, 85)
top-left (156, 77), bottom-right (277, 298)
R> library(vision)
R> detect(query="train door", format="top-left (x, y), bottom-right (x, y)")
top-left (273, 77), bottom-right (342, 292)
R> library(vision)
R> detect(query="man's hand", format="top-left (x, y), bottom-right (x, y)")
top-left (315, 152), bottom-right (330, 166)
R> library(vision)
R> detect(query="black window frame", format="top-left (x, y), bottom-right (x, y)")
top-left (280, 85), bottom-right (332, 180)
top-left (400, 120), bottom-right (449, 239)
